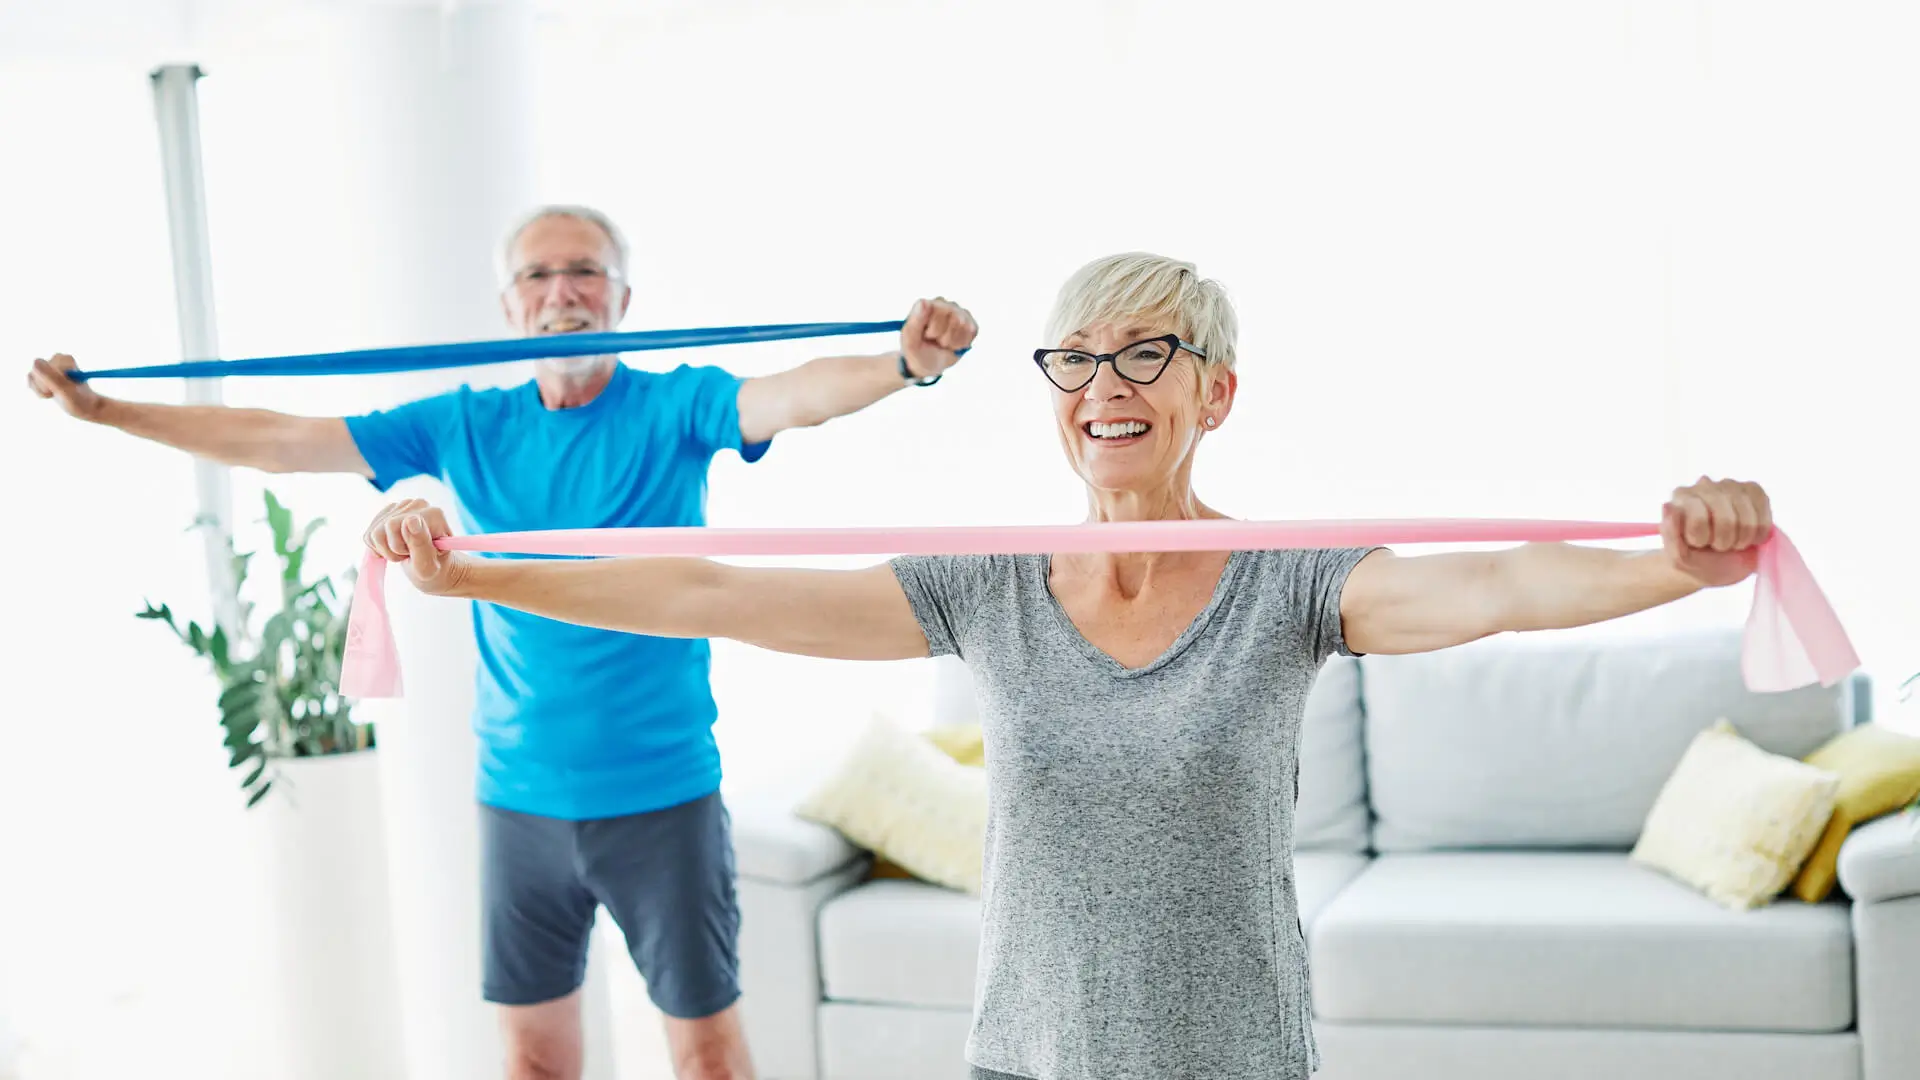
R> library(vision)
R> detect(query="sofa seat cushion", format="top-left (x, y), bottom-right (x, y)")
top-left (820, 853), bottom-right (1370, 1009)
top-left (820, 880), bottom-right (982, 1009)
top-left (1295, 851), bottom-right (1372, 930)
top-left (1309, 852), bottom-right (1853, 1032)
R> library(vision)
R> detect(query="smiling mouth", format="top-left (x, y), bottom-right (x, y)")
top-left (539, 316), bottom-right (594, 334)
top-left (1084, 420), bottom-right (1151, 442)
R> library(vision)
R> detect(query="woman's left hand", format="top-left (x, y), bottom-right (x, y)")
top-left (1661, 476), bottom-right (1772, 587)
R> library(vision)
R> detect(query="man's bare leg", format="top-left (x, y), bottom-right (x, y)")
top-left (663, 1003), bottom-right (754, 1080)
top-left (500, 993), bottom-right (585, 1080)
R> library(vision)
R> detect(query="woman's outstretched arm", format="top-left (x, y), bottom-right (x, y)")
top-left (365, 498), bottom-right (931, 661)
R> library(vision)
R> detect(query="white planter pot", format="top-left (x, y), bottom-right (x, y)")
top-left (253, 750), bottom-right (406, 1080)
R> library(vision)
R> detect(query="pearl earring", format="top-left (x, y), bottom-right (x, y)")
top-left (1204, 417), bottom-right (1217, 428)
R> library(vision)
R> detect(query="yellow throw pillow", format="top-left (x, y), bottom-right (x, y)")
top-left (870, 723), bottom-right (986, 881)
top-left (1790, 723), bottom-right (1920, 902)
top-left (1630, 719), bottom-right (1840, 910)
top-left (925, 723), bottom-right (986, 767)
top-left (797, 715), bottom-right (987, 894)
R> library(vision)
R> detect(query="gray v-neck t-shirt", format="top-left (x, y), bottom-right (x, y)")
top-left (889, 546), bottom-right (1374, 1080)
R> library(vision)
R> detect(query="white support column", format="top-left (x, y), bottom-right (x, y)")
top-left (149, 64), bottom-right (241, 636)
top-left (318, 3), bottom-right (619, 1077)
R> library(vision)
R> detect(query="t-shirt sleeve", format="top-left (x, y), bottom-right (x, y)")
top-left (341, 390), bottom-right (463, 492)
top-left (1296, 546), bottom-right (1382, 662)
top-left (671, 364), bottom-right (770, 463)
top-left (888, 554), bottom-right (1004, 660)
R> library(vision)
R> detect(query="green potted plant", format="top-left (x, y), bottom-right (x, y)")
top-left (138, 489), bottom-right (374, 806)
top-left (139, 489), bottom-right (402, 1077)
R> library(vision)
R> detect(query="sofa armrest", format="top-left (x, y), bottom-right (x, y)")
top-left (1846, 813), bottom-right (1920, 1080)
top-left (1839, 812), bottom-right (1920, 904)
top-left (728, 786), bottom-right (871, 1079)
top-left (731, 789), bottom-right (866, 885)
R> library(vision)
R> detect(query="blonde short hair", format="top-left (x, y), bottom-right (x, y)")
top-left (1043, 253), bottom-right (1238, 373)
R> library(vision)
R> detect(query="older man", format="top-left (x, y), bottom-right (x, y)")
top-left (27, 203), bottom-right (977, 1080)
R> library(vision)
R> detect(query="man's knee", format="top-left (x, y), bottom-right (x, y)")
top-left (504, 1034), bottom-right (581, 1080)
top-left (672, 1043), bottom-right (750, 1080)
top-left (665, 1004), bottom-right (753, 1080)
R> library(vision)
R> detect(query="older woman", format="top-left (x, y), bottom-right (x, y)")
top-left (364, 253), bottom-right (1773, 1080)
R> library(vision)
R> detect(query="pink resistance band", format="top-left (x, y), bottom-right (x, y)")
top-left (340, 518), bottom-right (1859, 700)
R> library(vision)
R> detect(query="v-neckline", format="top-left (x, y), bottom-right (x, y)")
top-left (1035, 550), bottom-right (1247, 679)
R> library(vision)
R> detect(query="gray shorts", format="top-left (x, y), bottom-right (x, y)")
top-left (479, 791), bottom-right (740, 1018)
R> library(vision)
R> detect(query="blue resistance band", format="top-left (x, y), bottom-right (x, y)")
top-left (65, 320), bottom-right (920, 382)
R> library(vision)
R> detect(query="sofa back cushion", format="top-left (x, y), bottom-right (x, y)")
top-left (1360, 630), bottom-right (1853, 852)
top-left (1296, 656), bottom-right (1370, 852)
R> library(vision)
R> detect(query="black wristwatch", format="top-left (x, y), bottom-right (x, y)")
top-left (898, 352), bottom-right (941, 387)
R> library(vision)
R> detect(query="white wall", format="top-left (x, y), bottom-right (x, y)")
top-left (521, 0), bottom-right (1920, 770)
top-left (0, 47), bottom-right (280, 1080)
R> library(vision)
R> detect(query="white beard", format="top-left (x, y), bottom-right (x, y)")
top-left (546, 353), bottom-right (606, 378)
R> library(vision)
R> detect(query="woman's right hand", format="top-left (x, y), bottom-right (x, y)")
top-left (365, 498), bottom-right (471, 597)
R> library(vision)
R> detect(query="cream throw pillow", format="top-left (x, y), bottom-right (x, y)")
top-left (1631, 719), bottom-right (1840, 910)
top-left (796, 715), bottom-right (988, 894)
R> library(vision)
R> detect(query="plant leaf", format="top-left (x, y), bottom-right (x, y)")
top-left (294, 517), bottom-right (326, 553)
top-left (264, 490), bottom-right (293, 557)
top-left (223, 721), bottom-right (260, 757)
top-left (220, 682), bottom-right (264, 740)
top-left (209, 626), bottom-right (231, 671)
top-left (152, 490), bottom-right (364, 803)
top-left (261, 612), bottom-right (292, 653)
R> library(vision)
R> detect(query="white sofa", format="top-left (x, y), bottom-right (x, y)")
top-left (728, 630), bottom-right (1920, 1080)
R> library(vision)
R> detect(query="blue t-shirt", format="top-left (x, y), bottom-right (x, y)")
top-left (343, 362), bottom-right (768, 820)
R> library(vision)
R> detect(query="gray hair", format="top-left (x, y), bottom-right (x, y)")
top-left (497, 204), bottom-right (630, 284)
top-left (1044, 252), bottom-right (1239, 374)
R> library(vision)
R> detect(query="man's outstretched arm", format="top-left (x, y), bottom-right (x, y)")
top-left (28, 353), bottom-right (373, 475)
top-left (734, 297), bottom-right (976, 445)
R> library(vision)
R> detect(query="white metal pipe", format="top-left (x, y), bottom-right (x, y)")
top-left (149, 63), bottom-right (242, 639)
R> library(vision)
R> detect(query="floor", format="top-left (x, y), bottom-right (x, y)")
top-left (1, 922), bottom-right (678, 1080)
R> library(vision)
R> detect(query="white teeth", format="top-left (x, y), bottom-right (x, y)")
top-left (1088, 421), bottom-right (1149, 439)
